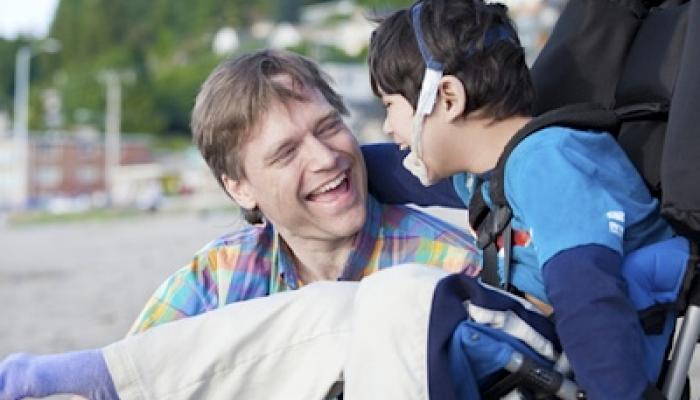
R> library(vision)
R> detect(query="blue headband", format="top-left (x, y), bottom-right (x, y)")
top-left (467, 24), bottom-right (516, 57)
top-left (410, 1), bottom-right (517, 68)
top-left (411, 2), bottom-right (444, 71)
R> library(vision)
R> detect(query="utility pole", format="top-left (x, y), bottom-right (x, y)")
top-left (12, 39), bottom-right (60, 210)
top-left (99, 69), bottom-right (134, 204)
top-left (102, 71), bottom-right (122, 203)
top-left (12, 46), bottom-right (31, 210)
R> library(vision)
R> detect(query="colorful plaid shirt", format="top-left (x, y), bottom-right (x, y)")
top-left (128, 195), bottom-right (481, 334)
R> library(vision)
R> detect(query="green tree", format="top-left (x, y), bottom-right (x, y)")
top-left (0, 0), bottom-right (411, 136)
top-left (0, 39), bottom-right (21, 114)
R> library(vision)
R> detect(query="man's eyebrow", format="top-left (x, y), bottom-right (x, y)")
top-left (263, 137), bottom-right (297, 164)
top-left (312, 110), bottom-right (342, 133)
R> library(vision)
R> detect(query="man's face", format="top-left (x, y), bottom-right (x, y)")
top-left (231, 88), bottom-right (367, 243)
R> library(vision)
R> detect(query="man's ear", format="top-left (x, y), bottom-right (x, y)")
top-left (221, 174), bottom-right (257, 210)
top-left (437, 75), bottom-right (467, 122)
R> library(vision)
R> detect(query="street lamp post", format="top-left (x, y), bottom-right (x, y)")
top-left (12, 39), bottom-right (60, 210)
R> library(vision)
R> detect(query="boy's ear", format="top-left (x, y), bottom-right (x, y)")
top-left (221, 174), bottom-right (257, 210)
top-left (437, 75), bottom-right (467, 121)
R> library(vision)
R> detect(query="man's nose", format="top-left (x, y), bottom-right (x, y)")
top-left (305, 136), bottom-right (338, 171)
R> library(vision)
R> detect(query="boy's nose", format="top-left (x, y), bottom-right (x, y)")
top-left (382, 117), bottom-right (392, 137)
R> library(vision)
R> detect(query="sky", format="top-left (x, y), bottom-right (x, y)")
top-left (0, 0), bottom-right (60, 39)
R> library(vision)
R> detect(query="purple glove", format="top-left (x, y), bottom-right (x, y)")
top-left (0, 349), bottom-right (119, 400)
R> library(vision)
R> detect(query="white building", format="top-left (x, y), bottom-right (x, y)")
top-left (0, 137), bottom-right (20, 210)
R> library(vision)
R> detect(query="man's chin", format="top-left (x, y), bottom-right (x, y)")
top-left (319, 203), bottom-right (367, 237)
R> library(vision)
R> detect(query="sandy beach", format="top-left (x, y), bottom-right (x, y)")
top-left (0, 210), bottom-right (245, 356)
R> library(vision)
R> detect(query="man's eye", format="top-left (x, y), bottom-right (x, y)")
top-left (319, 121), bottom-right (343, 137)
top-left (275, 147), bottom-right (296, 164)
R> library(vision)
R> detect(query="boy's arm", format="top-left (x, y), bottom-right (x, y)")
top-left (505, 137), bottom-right (666, 399)
top-left (362, 143), bottom-right (465, 208)
top-left (543, 245), bottom-right (654, 400)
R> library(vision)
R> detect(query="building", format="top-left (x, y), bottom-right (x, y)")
top-left (0, 131), bottom-right (155, 211)
top-left (0, 137), bottom-right (19, 210)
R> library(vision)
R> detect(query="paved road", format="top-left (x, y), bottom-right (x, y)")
top-left (1, 207), bottom-right (697, 398)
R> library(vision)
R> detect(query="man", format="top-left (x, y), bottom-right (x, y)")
top-left (0, 49), bottom-right (479, 400)
top-left (128, 49), bottom-right (479, 333)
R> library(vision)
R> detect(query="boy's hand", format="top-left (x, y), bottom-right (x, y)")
top-left (0, 350), bottom-right (119, 400)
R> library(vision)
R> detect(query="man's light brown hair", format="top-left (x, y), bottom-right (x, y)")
top-left (191, 49), bottom-right (348, 223)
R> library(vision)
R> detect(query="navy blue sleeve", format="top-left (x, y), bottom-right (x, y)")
top-left (543, 245), bottom-right (650, 400)
top-left (361, 143), bottom-right (464, 208)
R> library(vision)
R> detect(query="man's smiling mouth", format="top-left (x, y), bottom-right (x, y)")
top-left (307, 172), bottom-right (349, 201)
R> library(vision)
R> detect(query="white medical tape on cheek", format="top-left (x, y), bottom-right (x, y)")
top-left (401, 2), bottom-right (445, 186)
top-left (404, 67), bottom-right (443, 186)
top-left (416, 68), bottom-right (443, 119)
top-left (411, 67), bottom-right (443, 159)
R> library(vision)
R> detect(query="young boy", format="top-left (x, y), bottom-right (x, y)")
top-left (365, 0), bottom-right (674, 398)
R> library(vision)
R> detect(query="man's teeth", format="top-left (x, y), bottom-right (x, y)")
top-left (313, 174), bottom-right (346, 195)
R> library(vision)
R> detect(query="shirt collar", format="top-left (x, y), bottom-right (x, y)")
top-left (338, 194), bottom-right (381, 282)
top-left (270, 229), bottom-right (300, 291)
top-left (270, 195), bottom-right (382, 289)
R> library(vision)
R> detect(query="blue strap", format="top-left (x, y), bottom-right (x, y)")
top-left (466, 24), bottom-right (517, 57)
top-left (411, 1), bottom-right (516, 65)
top-left (411, 2), bottom-right (444, 71)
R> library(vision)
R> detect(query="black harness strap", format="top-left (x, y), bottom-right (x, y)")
top-left (502, 223), bottom-right (513, 291)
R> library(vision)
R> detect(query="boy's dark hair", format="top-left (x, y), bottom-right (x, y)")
top-left (191, 49), bottom-right (348, 223)
top-left (368, 0), bottom-right (534, 120)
